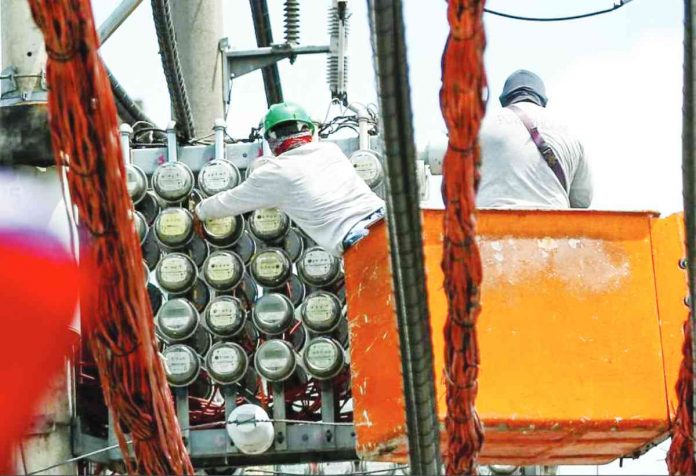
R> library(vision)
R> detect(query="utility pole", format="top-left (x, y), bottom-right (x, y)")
top-left (170, 0), bottom-right (224, 131)
top-left (1, 2), bottom-right (76, 474)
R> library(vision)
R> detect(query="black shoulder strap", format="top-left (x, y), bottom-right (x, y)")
top-left (507, 104), bottom-right (568, 192)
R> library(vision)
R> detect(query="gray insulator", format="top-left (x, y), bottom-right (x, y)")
top-left (284, 0), bottom-right (300, 44)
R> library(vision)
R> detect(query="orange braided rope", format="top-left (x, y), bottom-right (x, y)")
top-left (667, 317), bottom-right (695, 475)
top-left (440, 1), bottom-right (487, 474)
top-left (27, 1), bottom-right (192, 473)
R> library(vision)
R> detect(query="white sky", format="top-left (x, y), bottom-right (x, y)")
top-left (92, 1), bottom-right (682, 474)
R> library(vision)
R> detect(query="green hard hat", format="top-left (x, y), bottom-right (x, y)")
top-left (263, 102), bottom-right (315, 137)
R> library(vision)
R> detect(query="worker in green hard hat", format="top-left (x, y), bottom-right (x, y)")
top-left (195, 102), bottom-right (385, 256)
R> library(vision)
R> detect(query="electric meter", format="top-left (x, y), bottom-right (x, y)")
top-left (203, 215), bottom-right (245, 248)
top-left (285, 274), bottom-right (306, 306)
top-left (136, 192), bottom-right (160, 225)
top-left (231, 231), bottom-right (257, 265)
top-left (249, 248), bottom-right (292, 288)
top-left (300, 291), bottom-right (342, 333)
top-left (126, 163), bottom-right (148, 204)
top-left (226, 404), bottom-right (275, 455)
top-left (173, 278), bottom-right (211, 313)
top-left (147, 283), bottom-right (164, 314)
top-left (133, 210), bottom-right (148, 245)
top-left (297, 247), bottom-right (341, 287)
top-left (302, 337), bottom-right (345, 380)
top-left (203, 295), bottom-right (246, 338)
top-left (152, 161), bottom-right (194, 203)
top-left (254, 339), bottom-right (297, 382)
top-left (202, 250), bottom-right (244, 291)
top-left (349, 149), bottom-right (384, 189)
top-left (155, 252), bottom-right (197, 294)
top-left (282, 228), bottom-right (305, 262)
top-left (184, 327), bottom-right (213, 357)
top-left (249, 208), bottom-right (290, 242)
top-left (163, 344), bottom-right (200, 387)
top-left (154, 207), bottom-right (194, 250)
top-left (252, 293), bottom-right (294, 336)
top-left (156, 298), bottom-right (199, 342)
top-left (186, 235), bottom-right (209, 268)
top-left (205, 342), bottom-right (248, 385)
top-left (198, 159), bottom-right (241, 197)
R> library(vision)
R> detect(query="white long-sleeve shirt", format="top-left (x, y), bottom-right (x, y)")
top-left (477, 102), bottom-right (593, 209)
top-left (196, 141), bottom-right (385, 256)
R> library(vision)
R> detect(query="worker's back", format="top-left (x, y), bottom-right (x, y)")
top-left (477, 101), bottom-right (592, 209)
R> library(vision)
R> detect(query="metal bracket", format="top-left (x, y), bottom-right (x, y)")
top-left (220, 39), bottom-right (330, 116)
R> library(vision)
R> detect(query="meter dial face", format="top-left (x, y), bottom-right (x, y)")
top-left (198, 160), bottom-right (241, 196)
top-left (205, 342), bottom-right (248, 385)
top-left (249, 208), bottom-right (290, 242)
top-left (303, 337), bottom-right (345, 380)
top-left (156, 298), bottom-right (199, 342)
top-left (300, 291), bottom-right (342, 333)
top-left (154, 207), bottom-right (194, 249)
top-left (349, 150), bottom-right (384, 189)
top-left (249, 248), bottom-right (292, 288)
top-left (254, 339), bottom-right (296, 382)
top-left (204, 295), bottom-right (246, 337)
top-left (156, 252), bottom-right (197, 294)
top-left (202, 250), bottom-right (245, 291)
top-left (298, 247), bottom-right (340, 287)
top-left (152, 162), bottom-right (194, 203)
top-left (163, 344), bottom-right (200, 387)
top-left (204, 215), bottom-right (244, 248)
top-left (252, 293), bottom-right (294, 336)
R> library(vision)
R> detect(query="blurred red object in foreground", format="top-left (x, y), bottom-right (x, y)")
top-left (0, 232), bottom-right (80, 472)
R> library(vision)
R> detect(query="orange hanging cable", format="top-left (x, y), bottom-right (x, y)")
top-left (26, 1), bottom-right (192, 474)
top-left (439, 1), bottom-right (487, 474)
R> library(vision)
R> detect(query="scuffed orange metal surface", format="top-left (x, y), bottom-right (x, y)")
top-left (344, 209), bottom-right (688, 465)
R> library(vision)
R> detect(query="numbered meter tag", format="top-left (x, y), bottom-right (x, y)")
top-left (207, 254), bottom-right (237, 281)
top-left (209, 346), bottom-right (241, 374)
top-left (157, 167), bottom-right (188, 192)
top-left (209, 300), bottom-right (239, 328)
top-left (166, 351), bottom-right (192, 375)
top-left (160, 256), bottom-right (188, 284)
top-left (199, 160), bottom-right (240, 196)
top-left (159, 212), bottom-right (188, 237)
top-left (205, 216), bottom-right (234, 236)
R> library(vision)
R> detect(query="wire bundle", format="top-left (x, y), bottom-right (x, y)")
top-left (667, 316), bottom-right (696, 475)
top-left (439, 0), bottom-right (487, 474)
top-left (26, 1), bottom-right (192, 473)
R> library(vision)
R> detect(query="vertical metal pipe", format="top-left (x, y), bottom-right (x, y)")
top-left (1, 0), bottom-right (46, 94)
top-left (683, 0), bottom-right (696, 459)
top-left (214, 118), bottom-right (226, 162)
top-left (367, 1), bottom-right (442, 474)
top-left (170, 0), bottom-right (224, 133)
top-left (249, 0), bottom-right (284, 106)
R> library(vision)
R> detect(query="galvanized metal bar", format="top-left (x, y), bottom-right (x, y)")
top-left (175, 387), bottom-right (191, 448)
top-left (367, 0), bottom-right (442, 474)
top-left (684, 0), bottom-right (696, 461)
top-left (222, 385), bottom-right (237, 455)
top-left (249, 0), bottom-right (284, 106)
top-left (97, 0), bottom-right (143, 44)
top-left (272, 383), bottom-right (288, 451)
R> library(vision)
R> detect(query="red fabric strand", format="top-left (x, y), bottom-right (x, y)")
top-left (26, 1), bottom-right (193, 474)
top-left (439, 1), bottom-right (487, 475)
top-left (667, 315), bottom-right (696, 475)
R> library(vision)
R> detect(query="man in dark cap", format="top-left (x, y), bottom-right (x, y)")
top-left (477, 69), bottom-right (593, 209)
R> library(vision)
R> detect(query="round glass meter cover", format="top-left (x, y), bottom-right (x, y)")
top-left (205, 341), bottom-right (248, 384)
top-left (156, 252), bottom-right (197, 294)
top-left (203, 250), bottom-right (245, 291)
top-left (254, 339), bottom-right (296, 382)
top-left (298, 247), bottom-right (340, 287)
top-left (156, 298), bottom-right (199, 342)
top-left (163, 344), bottom-right (200, 387)
top-left (198, 159), bottom-right (241, 196)
top-left (249, 208), bottom-right (290, 242)
top-left (204, 295), bottom-right (246, 337)
top-left (250, 248), bottom-right (292, 288)
top-left (154, 207), bottom-right (194, 249)
top-left (252, 293), bottom-right (294, 335)
top-left (303, 337), bottom-right (345, 380)
top-left (300, 291), bottom-right (342, 333)
top-left (152, 162), bottom-right (194, 202)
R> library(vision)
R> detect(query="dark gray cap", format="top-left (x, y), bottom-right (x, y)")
top-left (499, 69), bottom-right (548, 107)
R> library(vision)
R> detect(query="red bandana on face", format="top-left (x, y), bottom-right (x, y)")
top-left (269, 130), bottom-right (314, 156)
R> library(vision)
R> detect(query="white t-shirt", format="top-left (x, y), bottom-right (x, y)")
top-left (196, 141), bottom-right (385, 256)
top-left (477, 102), bottom-right (593, 209)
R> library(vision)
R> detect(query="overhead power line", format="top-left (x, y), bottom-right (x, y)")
top-left (484, 0), bottom-right (634, 22)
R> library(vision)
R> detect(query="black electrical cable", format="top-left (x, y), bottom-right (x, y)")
top-left (484, 0), bottom-right (634, 22)
top-left (151, 0), bottom-right (196, 141)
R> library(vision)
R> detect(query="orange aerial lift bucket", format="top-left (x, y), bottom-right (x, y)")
top-left (344, 209), bottom-right (688, 466)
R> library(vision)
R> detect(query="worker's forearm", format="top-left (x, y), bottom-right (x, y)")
top-left (197, 187), bottom-right (270, 220)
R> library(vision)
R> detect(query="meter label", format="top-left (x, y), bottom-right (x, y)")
top-left (306, 296), bottom-right (335, 323)
top-left (205, 216), bottom-right (234, 236)
top-left (210, 347), bottom-right (241, 374)
top-left (202, 163), bottom-right (232, 192)
top-left (166, 351), bottom-right (192, 375)
top-left (307, 342), bottom-right (338, 370)
top-left (160, 256), bottom-right (189, 284)
top-left (253, 209), bottom-right (285, 234)
top-left (156, 167), bottom-right (187, 192)
top-left (207, 254), bottom-right (238, 282)
top-left (254, 254), bottom-right (284, 279)
top-left (158, 213), bottom-right (188, 237)
top-left (303, 250), bottom-right (334, 278)
top-left (209, 301), bottom-right (239, 328)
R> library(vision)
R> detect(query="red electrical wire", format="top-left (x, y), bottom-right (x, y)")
top-left (440, 1), bottom-right (487, 474)
top-left (667, 316), bottom-right (696, 475)
top-left (25, 1), bottom-right (192, 474)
